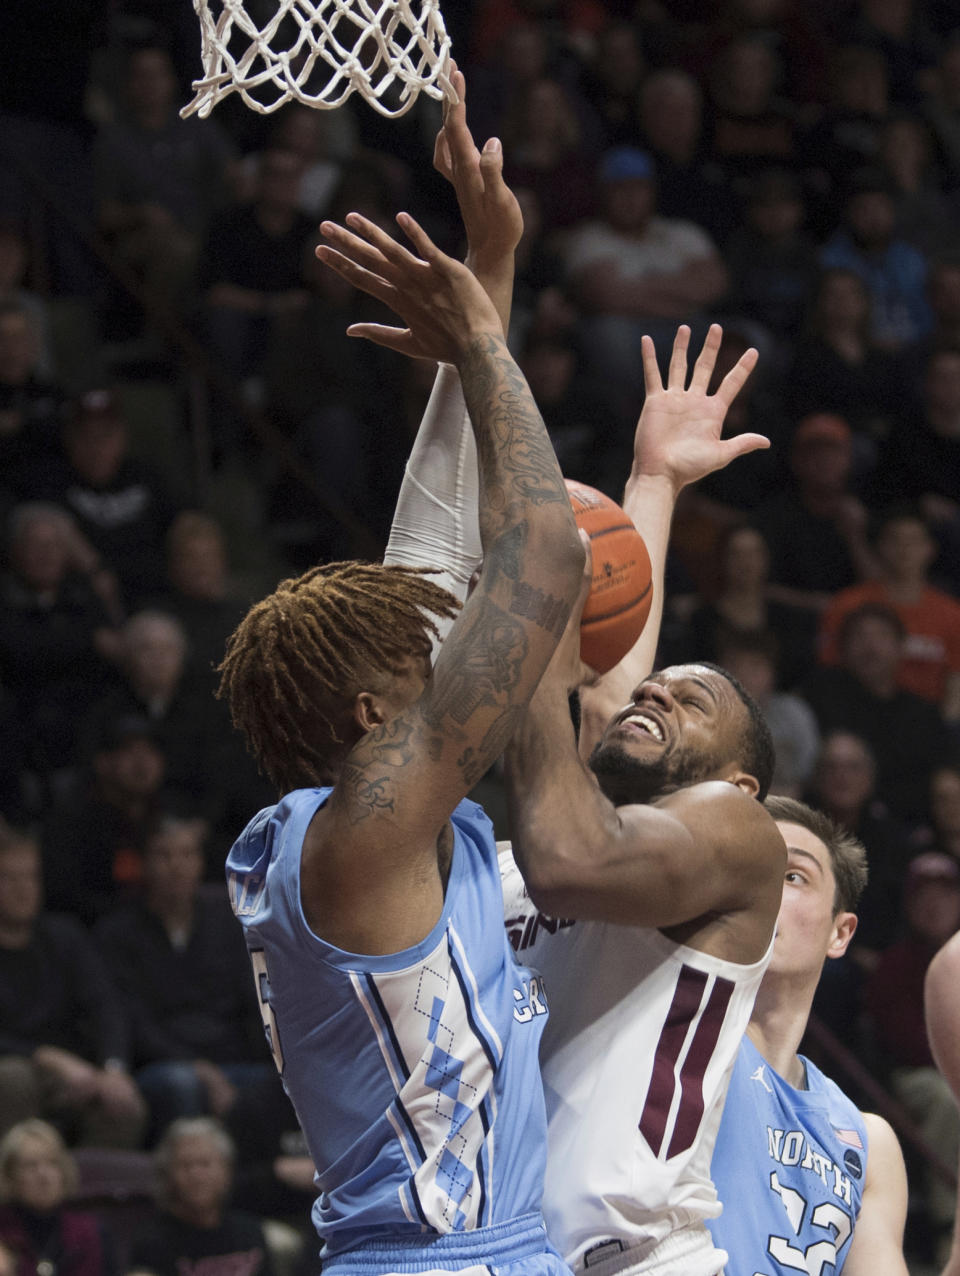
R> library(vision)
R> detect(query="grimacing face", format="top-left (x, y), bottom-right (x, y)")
top-left (589, 664), bottom-right (748, 806)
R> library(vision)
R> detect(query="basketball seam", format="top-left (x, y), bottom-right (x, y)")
top-left (582, 580), bottom-right (653, 625)
top-left (584, 522), bottom-right (637, 540)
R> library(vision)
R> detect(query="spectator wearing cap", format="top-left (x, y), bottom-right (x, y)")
top-left (0, 503), bottom-right (121, 792)
top-left (0, 826), bottom-right (146, 1145)
top-left (818, 507), bottom-right (960, 721)
top-left (755, 413), bottom-right (879, 618)
top-left (561, 145), bottom-right (728, 425)
top-left (42, 715), bottom-right (171, 926)
top-left (29, 390), bottom-right (181, 610)
top-left (95, 816), bottom-right (280, 1144)
top-left (866, 852), bottom-right (960, 1243)
top-left (820, 169), bottom-right (932, 349)
top-left (799, 602), bottom-right (951, 824)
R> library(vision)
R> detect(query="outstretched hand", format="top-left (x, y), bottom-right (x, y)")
top-left (433, 62), bottom-right (523, 271)
top-left (631, 324), bottom-right (767, 496)
top-left (316, 210), bottom-right (501, 364)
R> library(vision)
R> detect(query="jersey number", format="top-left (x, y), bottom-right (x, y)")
top-left (250, 948), bottom-right (284, 1073)
top-left (638, 963), bottom-right (734, 1160)
top-left (766, 1172), bottom-right (853, 1276)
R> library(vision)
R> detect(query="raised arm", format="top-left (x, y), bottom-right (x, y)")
top-left (313, 213), bottom-right (582, 945)
top-left (842, 1113), bottom-right (909, 1276)
top-left (577, 324), bottom-right (765, 755)
top-left (926, 932), bottom-right (960, 1276)
top-left (384, 66), bottom-right (521, 631)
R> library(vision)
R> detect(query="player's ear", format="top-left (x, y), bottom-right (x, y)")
top-left (827, 911), bottom-right (857, 960)
top-left (353, 691), bottom-right (386, 733)
top-left (728, 770), bottom-right (760, 798)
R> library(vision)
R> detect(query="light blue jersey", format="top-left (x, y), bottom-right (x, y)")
top-left (226, 789), bottom-right (563, 1271)
top-left (708, 1036), bottom-right (868, 1276)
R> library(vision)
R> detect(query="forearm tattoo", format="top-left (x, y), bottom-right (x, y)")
top-left (459, 333), bottom-right (568, 535)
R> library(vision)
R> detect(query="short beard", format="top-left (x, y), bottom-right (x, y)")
top-left (588, 739), bottom-right (714, 807)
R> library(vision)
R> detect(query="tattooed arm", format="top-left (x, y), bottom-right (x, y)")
top-left (307, 212), bottom-right (582, 954)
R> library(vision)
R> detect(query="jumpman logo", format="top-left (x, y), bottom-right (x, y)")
top-left (751, 1064), bottom-right (774, 1093)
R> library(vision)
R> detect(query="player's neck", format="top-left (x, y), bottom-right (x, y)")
top-left (747, 976), bottom-right (817, 1089)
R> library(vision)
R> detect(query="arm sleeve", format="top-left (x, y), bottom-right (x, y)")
top-left (384, 363), bottom-right (482, 655)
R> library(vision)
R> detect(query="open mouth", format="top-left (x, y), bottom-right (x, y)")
top-left (620, 711), bottom-right (665, 742)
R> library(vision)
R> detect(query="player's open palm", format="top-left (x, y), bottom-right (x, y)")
top-left (316, 211), bottom-right (501, 364)
top-left (633, 324), bottom-right (768, 496)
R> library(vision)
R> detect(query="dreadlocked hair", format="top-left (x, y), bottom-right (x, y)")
top-left (218, 560), bottom-right (461, 794)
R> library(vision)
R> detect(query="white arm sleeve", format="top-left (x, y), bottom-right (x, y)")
top-left (384, 363), bottom-right (482, 653)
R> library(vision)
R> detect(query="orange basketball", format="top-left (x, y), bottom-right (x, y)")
top-left (565, 479), bottom-right (653, 675)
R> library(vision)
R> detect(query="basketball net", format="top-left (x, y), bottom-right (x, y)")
top-left (180, 0), bottom-right (456, 120)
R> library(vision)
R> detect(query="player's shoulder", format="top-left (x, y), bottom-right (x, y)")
top-left (654, 781), bottom-right (784, 852)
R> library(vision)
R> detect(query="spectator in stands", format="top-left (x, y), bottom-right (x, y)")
top-left (0, 829), bottom-right (145, 1145)
top-left (43, 715), bottom-right (169, 925)
top-left (637, 69), bottom-right (737, 247)
top-left (706, 35), bottom-right (799, 177)
top-left (841, 0), bottom-right (941, 105)
top-left (925, 252), bottom-right (960, 352)
top-left (875, 346), bottom-right (960, 591)
top-left (910, 764), bottom-right (960, 863)
top-left (0, 232), bottom-right (52, 379)
top-left (800, 602), bottom-right (951, 823)
top-left (563, 146), bottom-right (727, 423)
top-left (501, 77), bottom-right (598, 232)
top-left (157, 513), bottom-right (246, 696)
top-left (0, 303), bottom-right (61, 506)
top-left (93, 43), bottom-right (237, 317)
top-left (755, 413), bottom-right (879, 616)
top-left (926, 32), bottom-right (960, 190)
top-left (866, 852), bottom-right (960, 1246)
top-left (82, 612), bottom-right (221, 820)
top-left (199, 148), bottom-right (314, 394)
top-left (0, 504), bottom-right (119, 786)
top-left (820, 169), bottom-right (931, 348)
top-left (879, 113), bottom-right (955, 256)
top-left (32, 391), bottom-right (180, 609)
top-left (723, 167), bottom-right (816, 341)
top-left (786, 267), bottom-right (910, 438)
top-left (127, 1119), bottom-right (274, 1276)
top-left (520, 332), bottom-right (623, 496)
top-left (717, 630), bottom-right (820, 798)
top-left (0, 1119), bottom-right (114, 1276)
top-left (803, 45), bottom-right (890, 207)
top-left (818, 507), bottom-right (960, 720)
top-left (805, 729), bottom-right (913, 957)
top-left (682, 522), bottom-right (815, 688)
top-left (96, 816), bottom-right (277, 1143)
top-left (582, 22), bottom-right (645, 149)
top-left (238, 104), bottom-right (355, 222)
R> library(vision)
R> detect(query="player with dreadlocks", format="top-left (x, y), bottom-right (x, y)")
top-left (222, 72), bottom-right (584, 1276)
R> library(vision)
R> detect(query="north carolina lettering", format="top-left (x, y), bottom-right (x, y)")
top-left (766, 1126), bottom-right (853, 1205)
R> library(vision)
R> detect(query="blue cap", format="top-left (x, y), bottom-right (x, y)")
top-left (599, 147), bottom-right (655, 184)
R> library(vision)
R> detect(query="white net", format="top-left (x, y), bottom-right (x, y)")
top-left (181, 0), bottom-right (455, 120)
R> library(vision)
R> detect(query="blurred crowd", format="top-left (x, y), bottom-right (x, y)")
top-left (2, 0), bottom-right (960, 1267)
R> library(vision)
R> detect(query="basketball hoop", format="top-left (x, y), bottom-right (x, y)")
top-left (181, 0), bottom-right (456, 120)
